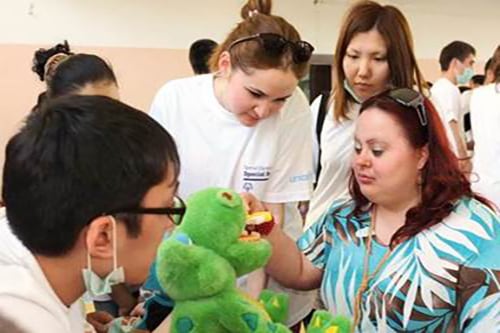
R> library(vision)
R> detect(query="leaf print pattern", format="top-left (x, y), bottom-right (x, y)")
top-left (298, 198), bottom-right (500, 332)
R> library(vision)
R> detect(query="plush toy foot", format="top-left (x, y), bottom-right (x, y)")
top-left (258, 289), bottom-right (289, 324)
top-left (306, 310), bottom-right (352, 333)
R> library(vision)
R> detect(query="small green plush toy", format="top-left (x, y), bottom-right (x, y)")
top-left (258, 289), bottom-right (289, 325)
top-left (156, 187), bottom-right (291, 333)
top-left (306, 310), bottom-right (352, 333)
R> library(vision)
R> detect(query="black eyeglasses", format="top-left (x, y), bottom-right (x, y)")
top-left (228, 33), bottom-right (314, 64)
top-left (387, 88), bottom-right (428, 127)
top-left (106, 196), bottom-right (186, 226)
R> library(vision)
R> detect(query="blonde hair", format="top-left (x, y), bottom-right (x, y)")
top-left (209, 0), bottom-right (309, 79)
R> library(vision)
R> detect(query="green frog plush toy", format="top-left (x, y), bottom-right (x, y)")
top-left (154, 187), bottom-right (352, 333)
top-left (155, 187), bottom-right (291, 333)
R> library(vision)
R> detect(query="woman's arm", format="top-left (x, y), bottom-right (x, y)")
top-left (264, 221), bottom-right (323, 290)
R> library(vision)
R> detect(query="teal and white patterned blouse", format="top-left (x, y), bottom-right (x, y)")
top-left (298, 197), bottom-right (500, 332)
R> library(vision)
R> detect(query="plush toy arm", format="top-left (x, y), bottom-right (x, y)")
top-left (156, 233), bottom-right (236, 300)
top-left (225, 240), bottom-right (272, 276)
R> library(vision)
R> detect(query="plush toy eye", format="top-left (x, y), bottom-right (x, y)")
top-left (217, 190), bottom-right (239, 207)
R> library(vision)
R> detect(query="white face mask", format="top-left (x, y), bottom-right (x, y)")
top-left (343, 79), bottom-right (362, 104)
top-left (82, 216), bottom-right (125, 297)
top-left (456, 67), bottom-right (474, 85)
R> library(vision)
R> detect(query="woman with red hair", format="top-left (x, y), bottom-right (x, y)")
top-left (265, 88), bottom-right (500, 332)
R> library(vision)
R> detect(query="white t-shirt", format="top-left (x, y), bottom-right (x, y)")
top-left (306, 101), bottom-right (360, 227)
top-left (430, 77), bottom-right (462, 154)
top-left (150, 74), bottom-right (314, 325)
top-left (0, 209), bottom-right (86, 333)
top-left (150, 74), bottom-right (313, 232)
top-left (470, 83), bottom-right (500, 206)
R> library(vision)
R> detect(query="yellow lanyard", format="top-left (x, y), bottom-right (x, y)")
top-left (351, 206), bottom-right (392, 332)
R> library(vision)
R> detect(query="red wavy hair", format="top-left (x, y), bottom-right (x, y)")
top-left (349, 92), bottom-right (490, 248)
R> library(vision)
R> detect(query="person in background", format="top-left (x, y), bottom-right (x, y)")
top-left (149, 0), bottom-right (315, 331)
top-left (32, 44), bottom-right (119, 111)
top-left (460, 74), bottom-right (485, 151)
top-left (484, 57), bottom-right (494, 84)
top-left (430, 40), bottom-right (475, 172)
top-left (0, 95), bottom-right (182, 333)
top-left (470, 45), bottom-right (500, 207)
top-left (31, 40), bottom-right (74, 108)
top-left (265, 88), bottom-right (500, 332)
top-left (32, 43), bottom-right (130, 331)
top-left (188, 38), bottom-right (218, 75)
top-left (470, 74), bottom-right (485, 87)
top-left (306, 0), bottom-right (427, 227)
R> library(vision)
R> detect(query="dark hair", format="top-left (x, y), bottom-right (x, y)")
top-left (349, 92), bottom-right (489, 248)
top-left (458, 86), bottom-right (471, 93)
top-left (209, 0), bottom-right (309, 79)
top-left (32, 53), bottom-right (118, 112)
top-left (189, 39), bottom-right (218, 74)
top-left (2, 95), bottom-right (180, 256)
top-left (32, 40), bottom-right (73, 82)
top-left (439, 40), bottom-right (476, 71)
top-left (332, 0), bottom-right (426, 121)
top-left (471, 74), bottom-right (485, 86)
top-left (47, 54), bottom-right (117, 98)
top-left (485, 57), bottom-right (493, 73)
top-left (491, 45), bottom-right (500, 83)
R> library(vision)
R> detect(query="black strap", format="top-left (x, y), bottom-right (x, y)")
top-left (314, 91), bottom-right (330, 188)
top-left (463, 111), bottom-right (471, 132)
top-left (144, 300), bottom-right (173, 331)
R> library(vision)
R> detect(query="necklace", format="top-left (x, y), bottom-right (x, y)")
top-left (351, 205), bottom-right (392, 332)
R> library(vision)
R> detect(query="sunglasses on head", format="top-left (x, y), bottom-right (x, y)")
top-left (387, 88), bottom-right (428, 128)
top-left (228, 33), bottom-right (314, 64)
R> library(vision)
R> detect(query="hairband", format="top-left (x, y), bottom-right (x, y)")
top-left (43, 52), bottom-right (70, 82)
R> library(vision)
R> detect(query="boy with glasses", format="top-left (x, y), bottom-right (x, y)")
top-left (0, 95), bottom-right (181, 333)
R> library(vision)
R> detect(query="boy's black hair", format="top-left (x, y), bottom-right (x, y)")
top-left (2, 95), bottom-right (180, 256)
top-left (189, 39), bottom-right (218, 74)
top-left (439, 41), bottom-right (476, 71)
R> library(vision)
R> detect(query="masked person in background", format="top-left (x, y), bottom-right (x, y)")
top-left (430, 40), bottom-right (476, 174)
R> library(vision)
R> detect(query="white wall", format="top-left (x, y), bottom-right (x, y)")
top-left (0, 0), bottom-right (498, 190)
top-left (1, 0), bottom-right (498, 59)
